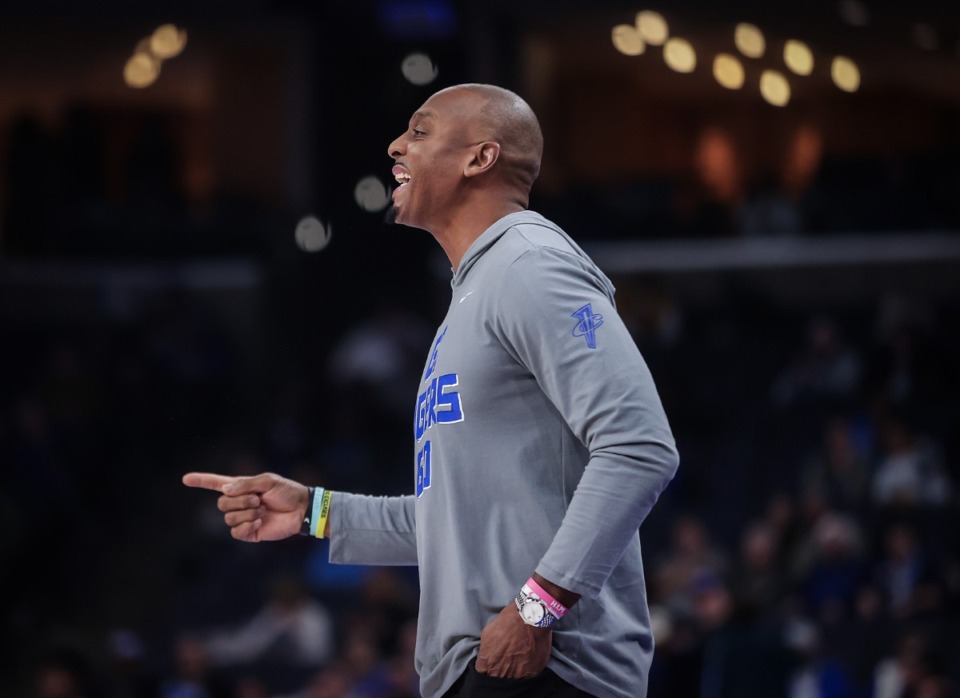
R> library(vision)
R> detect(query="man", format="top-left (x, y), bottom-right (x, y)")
top-left (184, 84), bottom-right (679, 697)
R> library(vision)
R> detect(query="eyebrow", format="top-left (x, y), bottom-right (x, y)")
top-left (411, 110), bottom-right (436, 121)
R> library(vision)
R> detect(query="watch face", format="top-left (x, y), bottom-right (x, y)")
top-left (521, 599), bottom-right (546, 625)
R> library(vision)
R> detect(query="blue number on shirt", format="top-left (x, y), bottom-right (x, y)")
top-left (416, 440), bottom-right (432, 498)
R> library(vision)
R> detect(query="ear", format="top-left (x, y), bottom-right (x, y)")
top-left (463, 142), bottom-right (500, 178)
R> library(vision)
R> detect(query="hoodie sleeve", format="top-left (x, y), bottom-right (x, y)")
top-left (328, 492), bottom-right (418, 565)
top-left (492, 246), bottom-right (679, 597)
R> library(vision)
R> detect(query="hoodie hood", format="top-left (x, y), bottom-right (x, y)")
top-left (451, 210), bottom-right (616, 302)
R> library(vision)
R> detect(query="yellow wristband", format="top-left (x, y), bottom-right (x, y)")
top-left (314, 489), bottom-right (332, 539)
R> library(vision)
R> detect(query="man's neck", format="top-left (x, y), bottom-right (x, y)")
top-left (433, 200), bottom-right (526, 271)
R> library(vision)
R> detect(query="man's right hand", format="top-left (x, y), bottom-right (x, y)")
top-left (182, 472), bottom-right (309, 542)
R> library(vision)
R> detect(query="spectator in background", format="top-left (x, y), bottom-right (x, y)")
top-left (871, 522), bottom-right (942, 620)
top-left (797, 513), bottom-right (865, 623)
top-left (772, 316), bottom-right (861, 409)
top-left (653, 515), bottom-right (729, 615)
top-left (799, 416), bottom-right (870, 514)
top-left (160, 635), bottom-right (230, 698)
top-left (323, 303), bottom-right (433, 494)
top-left (871, 414), bottom-right (951, 508)
top-left (731, 520), bottom-right (786, 618)
top-left (325, 303), bottom-right (432, 420)
top-left (280, 616), bottom-right (420, 698)
top-left (785, 490), bottom-right (831, 585)
top-left (332, 624), bottom-right (395, 697)
top-left (695, 574), bottom-right (796, 698)
top-left (873, 631), bottom-right (953, 698)
top-left (202, 574), bottom-right (333, 674)
top-left (763, 494), bottom-right (804, 575)
top-left (784, 620), bottom-right (858, 698)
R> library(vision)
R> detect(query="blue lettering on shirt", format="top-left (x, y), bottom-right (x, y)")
top-left (415, 326), bottom-right (463, 498)
top-left (423, 326), bottom-right (448, 380)
top-left (414, 372), bottom-right (464, 442)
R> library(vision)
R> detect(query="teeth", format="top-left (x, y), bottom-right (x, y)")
top-left (395, 172), bottom-right (411, 184)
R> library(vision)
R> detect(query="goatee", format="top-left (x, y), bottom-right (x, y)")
top-left (384, 205), bottom-right (399, 225)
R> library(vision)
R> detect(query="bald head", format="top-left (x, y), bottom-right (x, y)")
top-left (436, 84), bottom-right (544, 194)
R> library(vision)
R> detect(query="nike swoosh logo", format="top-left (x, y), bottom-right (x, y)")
top-left (458, 291), bottom-right (475, 304)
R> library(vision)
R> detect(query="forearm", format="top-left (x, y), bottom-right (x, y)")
top-left (523, 445), bottom-right (677, 611)
top-left (537, 441), bottom-right (679, 598)
top-left (328, 492), bottom-right (418, 566)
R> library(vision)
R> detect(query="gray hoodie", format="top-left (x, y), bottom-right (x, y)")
top-left (330, 210), bottom-right (679, 697)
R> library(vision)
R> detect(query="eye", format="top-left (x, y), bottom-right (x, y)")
top-left (412, 128), bottom-right (426, 137)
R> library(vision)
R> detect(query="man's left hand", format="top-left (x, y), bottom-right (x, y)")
top-left (475, 604), bottom-right (552, 678)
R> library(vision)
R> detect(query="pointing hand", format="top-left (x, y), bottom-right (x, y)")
top-left (182, 472), bottom-right (309, 542)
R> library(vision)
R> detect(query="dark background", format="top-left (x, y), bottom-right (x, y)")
top-left (2, 1), bottom-right (960, 696)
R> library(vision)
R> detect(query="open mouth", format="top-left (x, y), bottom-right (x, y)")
top-left (392, 165), bottom-right (411, 194)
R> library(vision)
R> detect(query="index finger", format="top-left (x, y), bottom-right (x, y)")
top-left (182, 472), bottom-right (237, 492)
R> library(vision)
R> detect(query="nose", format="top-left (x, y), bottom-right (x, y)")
top-left (388, 133), bottom-right (405, 160)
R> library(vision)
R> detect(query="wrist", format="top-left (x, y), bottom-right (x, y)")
top-left (515, 577), bottom-right (568, 629)
top-left (531, 573), bottom-right (580, 609)
top-left (299, 487), bottom-right (316, 536)
top-left (525, 577), bottom-right (569, 619)
top-left (299, 487), bottom-right (332, 538)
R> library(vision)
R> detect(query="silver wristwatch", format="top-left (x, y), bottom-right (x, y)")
top-left (515, 586), bottom-right (558, 629)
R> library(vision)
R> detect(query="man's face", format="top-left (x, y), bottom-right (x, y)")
top-left (386, 89), bottom-right (479, 231)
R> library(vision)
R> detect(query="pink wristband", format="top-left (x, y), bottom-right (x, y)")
top-left (524, 577), bottom-right (568, 619)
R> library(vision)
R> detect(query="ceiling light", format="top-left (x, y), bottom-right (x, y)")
top-left (150, 24), bottom-right (187, 59)
top-left (760, 70), bottom-right (790, 106)
top-left (713, 54), bottom-right (744, 89)
top-left (784, 40), bottom-right (814, 76)
top-left (735, 23), bottom-right (765, 59)
top-left (831, 56), bottom-right (860, 92)
top-left (612, 24), bottom-right (645, 56)
top-left (664, 37), bottom-right (696, 73)
top-left (123, 53), bottom-right (160, 88)
top-left (636, 11), bottom-right (669, 46)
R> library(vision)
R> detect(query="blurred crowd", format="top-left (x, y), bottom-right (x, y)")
top-left (639, 292), bottom-right (960, 697)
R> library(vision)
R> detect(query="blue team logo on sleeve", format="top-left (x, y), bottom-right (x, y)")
top-left (571, 303), bottom-right (604, 349)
